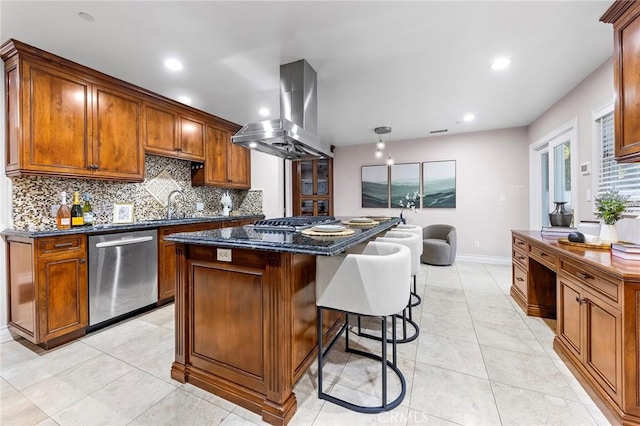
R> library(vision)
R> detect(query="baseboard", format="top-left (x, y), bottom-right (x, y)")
top-left (456, 254), bottom-right (511, 265)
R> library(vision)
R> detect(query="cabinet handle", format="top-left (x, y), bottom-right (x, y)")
top-left (80, 259), bottom-right (86, 264)
top-left (540, 252), bottom-right (547, 257)
top-left (518, 255), bottom-right (526, 261)
top-left (576, 272), bottom-right (592, 280)
top-left (54, 243), bottom-right (72, 248)
top-left (516, 277), bottom-right (524, 282)
top-left (575, 297), bottom-right (588, 305)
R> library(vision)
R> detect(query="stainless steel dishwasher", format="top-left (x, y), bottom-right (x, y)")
top-left (88, 229), bottom-right (158, 326)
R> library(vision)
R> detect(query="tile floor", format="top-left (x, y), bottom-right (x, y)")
top-left (0, 262), bottom-right (613, 425)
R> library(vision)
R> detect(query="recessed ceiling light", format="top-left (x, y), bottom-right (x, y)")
top-left (178, 96), bottom-right (191, 104)
top-left (491, 57), bottom-right (511, 70)
top-left (249, 142), bottom-right (258, 148)
top-left (78, 12), bottom-right (95, 22)
top-left (463, 113), bottom-right (475, 122)
top-left (258, 108), bottom-right (270, 117)
top-left (164, 58), bottom-right (183, 71)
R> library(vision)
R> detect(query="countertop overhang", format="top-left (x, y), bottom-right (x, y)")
top-left (1, 214), bottom-right (265, 238)
top-left (165, 217), bottom-right (402, 256)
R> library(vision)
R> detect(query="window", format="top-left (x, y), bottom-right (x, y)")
top-left (595, 109), bottom-right (640, 214)
top-left (530, 118), bottom-right (579, 229)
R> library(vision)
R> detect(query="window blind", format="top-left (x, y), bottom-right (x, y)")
top-left (597, 112), bottom-right (640, 213)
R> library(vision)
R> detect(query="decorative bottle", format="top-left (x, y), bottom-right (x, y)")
top-left (82, 194), bottom-right (94, 226)
top-left (548, 201), bottom-right (573, 227)
top-left (70, 191), bottom-right (85, 227)
top-left (56, 191), bottom-right (71, 230)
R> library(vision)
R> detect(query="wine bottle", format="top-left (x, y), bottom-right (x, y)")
top-left (70, 191), bottom-right (84, 227)
top-left (56, 191), bottom-right (71, 230)
top-left (82, 194), bottom-right (94, 226)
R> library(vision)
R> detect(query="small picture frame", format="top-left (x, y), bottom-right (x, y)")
top-left (112, 203), bottom-right (134, 224)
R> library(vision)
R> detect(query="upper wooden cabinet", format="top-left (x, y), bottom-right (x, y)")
top-left (143, 102), bottom-right (206, 162)
top-left (1, 41), bottom-right (144, 181)
top-left (191, 123), bottom-right (251, 189)
top-left (601, 1), bottom-right (640, 162)
top-left (2, 39), bottom-right (249, 182)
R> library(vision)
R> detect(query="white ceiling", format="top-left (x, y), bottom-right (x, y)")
top-left (1, 1), bottom-right (614, 147)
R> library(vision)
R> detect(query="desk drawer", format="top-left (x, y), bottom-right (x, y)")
top-left (512, 263), bottom-right (528, 298)
top-left (559, 257), bottom-right (621, 308)
top-left (529, 242), bottom-right (558, 270)
top-left (512, 235), bottom-right (528, 252)
top-left (39, 235), bottom-right (85, 255)
top-left (512, 247), bottom-right (528, 269)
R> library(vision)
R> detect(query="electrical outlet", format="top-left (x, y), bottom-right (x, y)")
top-left (51, 204), bottom-right (60, 217)
top-left (217, 248), bottom-right (232, 262)
top-left (196, 202), bottom-right (204, 211)
top-left (474, 241), bottom-right (480, 248)
top-left (586, 189), bottom-right (591, 202)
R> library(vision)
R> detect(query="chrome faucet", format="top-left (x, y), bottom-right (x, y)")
top-left (167, 190), bottom-right (186, 219)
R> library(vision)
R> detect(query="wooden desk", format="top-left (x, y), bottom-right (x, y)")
top-left (511, 231), bottom-right (640, 425)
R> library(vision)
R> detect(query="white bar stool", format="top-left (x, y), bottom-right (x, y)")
top-left (394, 223), bottom-right (423, 309)
top-left (316, 241), bottom-right (411, 413)
top-left (357, 230), bottom-right (421, 343)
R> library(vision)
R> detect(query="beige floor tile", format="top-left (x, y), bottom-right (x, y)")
top-left (491, 381), bottom-right (597, 425)
top-left (405, 409), bottom-right (460, 425)
top-left (409, 362), bottom-right (500, 425)
top-left (104, 326), bottom-right (174, 367)
top-left (2, 341), bottom-right (101, 391)
top-left (180, 382), bottom-right (239, 412)
top-left (35, 417), bottom-right (60, 426)
top-left (289, 372), bottom-right (326, 426)
top-left (464, 291), bottom-right (515, 310)
top-left (52, 369), bottom-right (176, 425)
top-left (230, 405), bottom-right (265, 425)
top-left (474, 319), bottom-right (548, 357)
top-left (482, 345), bottom-right (579, 401)
top-left (415, 334), bottom-right (487, 379)
top-left (583, 402), bottom-right (613, 426)
top-left (468, 303), bottom-right (530, 330)
top-left (138, 348), bottom-right (177, 385)
top-left (1, 377), bottom-right (17, 398)
top-left (422, 286), bottom-right (466, 304)
top-left (81, 318), bottom-right (159, 352)
top-left (0, 389), bottom-right (48, 425)
top-left (21, 352), bottom-right (134, 416)
top-left (0, 339), bottom-right (44, 371)
top-left (219, 412), bottom-right (261, 425)
top-left (420, 311), bottom-right (477, 344)
top-left (420, 298), bottom-right (471, 320)
top-left (130, 388), bottom-right (231, 425)
top-left (137, 304), bottom-right (175, 326)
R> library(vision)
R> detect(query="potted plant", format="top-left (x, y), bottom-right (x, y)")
top-left (398, 191), bottom-right (421, 224)
top-left (594, 191), bottom-right (628, 241)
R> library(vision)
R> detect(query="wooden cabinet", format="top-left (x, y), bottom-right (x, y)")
top-left (557, 258), bottom-right (623, 406)
top-left (1, 41), bottom-right (144, 181)
top-left (6, 234), bottom-right (88, 349)
top-left (292, 158), bottom-right (333, 216)
top-left (511, 231), bottom-right (640, 424)
top-left (601, 2), bottom-right (640, 162)
top-left (143, 101), bottom-right (206, 162)
top-left (191, 123), bottom-right (251, 189)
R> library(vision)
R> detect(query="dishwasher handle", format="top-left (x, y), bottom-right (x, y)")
top-left (95, 236), bottom-right (154, 248)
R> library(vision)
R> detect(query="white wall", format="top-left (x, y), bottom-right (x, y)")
top-left (528, 57), bottom-right (639, 243)
top-left (250, 150), bottom-right (284, 219)
top-left (333, 127), bottom-right (530, 262)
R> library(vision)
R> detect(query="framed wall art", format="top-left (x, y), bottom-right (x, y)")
top-left (390, 163), bottom-right (420, 209)
top-left (422, 160), bottom-right (456, 208)
top-left (361, 165), bottom-right (389, 207)
top-left (113, 203), bottom-right (135, 223)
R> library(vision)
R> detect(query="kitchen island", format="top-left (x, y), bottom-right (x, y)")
top-left (166, 217), bottom-right (401, 425)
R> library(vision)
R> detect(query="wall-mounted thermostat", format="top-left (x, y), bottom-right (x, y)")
top-left (580, 162), bottom-right (591, 176)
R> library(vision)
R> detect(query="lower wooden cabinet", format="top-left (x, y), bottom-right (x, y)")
top-left (6, 234), bottom-right (88, 349)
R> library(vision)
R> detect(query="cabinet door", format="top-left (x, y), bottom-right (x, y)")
top-left (583, 290), bottom-right (622, 405)
top-left (204, 125), bottom-right (228, 185)
top-left (613, 4), bottom-right (640, 161)
top-left (144, 102), bottom-right (178, 155)
top-left (557, 277), bottom-right (582, 360)
top-left (37, 243), bottom-right (88, 342)
top-left (227, 136), bottom-right (251, 188)
top-left (93, 84), bottom-right (144, 180)
top-left (23, 60), bottom-right (92, 175)
top-left (179, 115), bottom-right (205, 161)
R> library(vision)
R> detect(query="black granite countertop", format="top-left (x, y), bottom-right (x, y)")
top-left (1, 214), bottom-right (265, 238)
top-left (165, 217), bottom-right (402, 256)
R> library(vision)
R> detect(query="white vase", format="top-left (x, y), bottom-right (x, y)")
top-left (599, 224), bottom-right (618, 242)
top-left (222, 206), bottom-right (230, 217)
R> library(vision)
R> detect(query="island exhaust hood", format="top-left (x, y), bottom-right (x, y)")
top-left (231, 59), bottom-right (332, 161)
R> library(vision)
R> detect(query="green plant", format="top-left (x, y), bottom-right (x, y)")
top-left (594, 191), bottom-right (628, 225)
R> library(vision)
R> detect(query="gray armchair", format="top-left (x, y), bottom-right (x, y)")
top-left (421, 224), bottom-right (457, 266)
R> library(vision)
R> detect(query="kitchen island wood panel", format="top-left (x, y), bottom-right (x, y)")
top-left (511, 231), bottom-right (640, 425)
top-left (168, 218), bottom-right (400, 425)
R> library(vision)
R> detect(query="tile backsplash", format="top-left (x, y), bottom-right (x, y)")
top-left (11, 155), bottom-right (262, 231)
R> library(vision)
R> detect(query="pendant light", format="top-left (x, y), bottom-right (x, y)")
top-left (374, 126), bottom-right (392, 163)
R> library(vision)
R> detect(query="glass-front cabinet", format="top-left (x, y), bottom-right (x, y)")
top-left (292, 158), bottom-right (333, 216)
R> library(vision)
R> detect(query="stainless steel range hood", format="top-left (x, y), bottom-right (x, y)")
top-left (232, 59), bottom-right (332, 161)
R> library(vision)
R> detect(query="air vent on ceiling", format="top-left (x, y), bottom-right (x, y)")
top-left (430, 129), bottom-right (448, 134)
